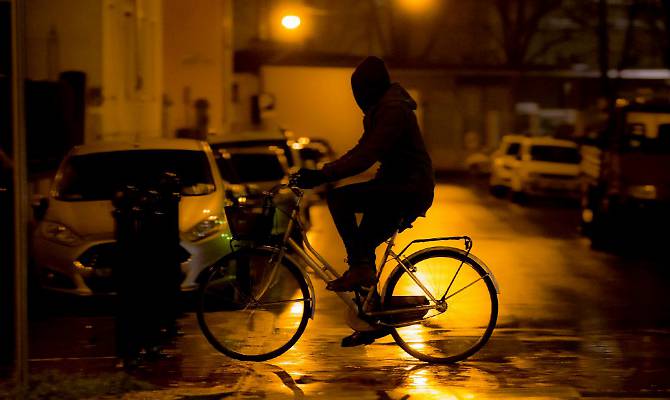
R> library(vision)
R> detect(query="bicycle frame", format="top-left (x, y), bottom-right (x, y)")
top-left (268, 188), bottom-right (460, 327)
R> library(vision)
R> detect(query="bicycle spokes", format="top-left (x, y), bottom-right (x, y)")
top-left (385, 250), bottom-right (497, 363)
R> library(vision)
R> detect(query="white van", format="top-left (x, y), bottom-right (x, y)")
top-left (490, 136), bottom-right (580, 200)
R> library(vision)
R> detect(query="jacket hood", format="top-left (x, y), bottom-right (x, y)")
top-left (378, 83), bottom-right (417, 111)
top-left (351, 56), bottom-right (391, 112)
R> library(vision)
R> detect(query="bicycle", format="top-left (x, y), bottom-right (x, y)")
top-left (197, 177), bottom-right (500, 364)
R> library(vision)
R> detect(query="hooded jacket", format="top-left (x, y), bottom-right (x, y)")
top-left (322, 68), bottom-right (435, 200)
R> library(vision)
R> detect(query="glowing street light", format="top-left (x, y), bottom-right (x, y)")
top-left (398, 0), bottom-right (435, 13)
top-left (281, 15), bottom-right (301, 30)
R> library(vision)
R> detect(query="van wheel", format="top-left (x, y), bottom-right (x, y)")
top-left (511, 191), bottom-right (527, 204)
top-left (590, 214), bottom-right (613, 251)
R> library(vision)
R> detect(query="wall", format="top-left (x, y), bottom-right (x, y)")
top-left (25, 0), bottom-right (103, 85)
top-left (259, 66), bottom-right (511, 171)
top-left (231, 72), bottom-right (261, 132)
top-left (162, 0), bottom-right (228, 137)
top-left (25, 0), bottom-right (164, 143)
top-left (261, 66), bottom-right (364, 155)
top-left (99, 0), bottom-right (163, 142)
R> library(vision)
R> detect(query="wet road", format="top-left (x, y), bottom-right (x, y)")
top-left (27, 181), bottom-right (670, 399)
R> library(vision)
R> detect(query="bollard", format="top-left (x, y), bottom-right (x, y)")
top-left (112, 172), bottom-right (184, 367)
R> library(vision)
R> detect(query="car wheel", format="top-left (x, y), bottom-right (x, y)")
top-left (511, 190), bottom-right (527, 204)
top-left (489, 185), bottom-right (507, 198)
top-left (590, 213), bottom-right (613, 251)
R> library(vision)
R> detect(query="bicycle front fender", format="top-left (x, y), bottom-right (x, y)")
top-left (382, 246), bottom-right (500, 295)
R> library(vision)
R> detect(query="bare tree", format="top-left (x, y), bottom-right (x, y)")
top-left (660, 0), bottom-right (670, 67)
top-left (490, 0), bottom-right (565, 67)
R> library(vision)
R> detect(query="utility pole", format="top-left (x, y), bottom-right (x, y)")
top-left (10, 0), bottom-right (29, 392)
top-left (597, 0), bottom-right (612, 102)
top-left (222, 0), bottom-right (233, 135)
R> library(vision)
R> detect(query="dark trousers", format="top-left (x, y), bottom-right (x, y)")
top-left (327, 180), bottom-right (417, 268)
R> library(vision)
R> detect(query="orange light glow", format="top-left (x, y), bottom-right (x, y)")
top-left (397, 0), bottom-right (435, 13)
top-left (281, 15), bottom-right (301, 30)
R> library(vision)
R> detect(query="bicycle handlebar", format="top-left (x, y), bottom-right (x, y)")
top-left (264, 173), bottom-right (304, 199)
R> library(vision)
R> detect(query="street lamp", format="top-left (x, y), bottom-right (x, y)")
top-left (281, 14), bottom-right (301, 30)
top-left (397, 0), bottom-right (434, 13)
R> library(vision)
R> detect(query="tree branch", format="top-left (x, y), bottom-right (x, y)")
top-left (525, 31), bottom-right (574, 64)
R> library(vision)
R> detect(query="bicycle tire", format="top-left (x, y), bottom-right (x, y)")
top-left (383, 246), bottom-right (498, 363)
top-left (197, 248), bottom-right (312, 361)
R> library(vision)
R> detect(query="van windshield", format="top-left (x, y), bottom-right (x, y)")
top-left (530, 145), bottom-right (580, 164)
top-left (55, 150), bottom-right (215, 201)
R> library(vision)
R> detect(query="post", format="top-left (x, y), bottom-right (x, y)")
top-left (221, 0), bottom-right (233, 135)
top-left (597, 0), bottom-right (611, 101)
top-left (10, 0), bottom-right (29, 391)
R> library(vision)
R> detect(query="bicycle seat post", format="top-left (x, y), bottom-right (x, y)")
top-left (362, 230), bottom-right (399, 314)
top-left (379, 231), bottom-right (398, 275)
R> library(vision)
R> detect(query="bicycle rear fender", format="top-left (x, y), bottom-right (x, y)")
top-left (383, 246), bottom-right (500, 295)
top-left (283, 252), bottom-right (317, 319)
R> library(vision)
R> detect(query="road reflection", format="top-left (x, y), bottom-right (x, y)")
top-left (27, 184), bottom-right (670, 398)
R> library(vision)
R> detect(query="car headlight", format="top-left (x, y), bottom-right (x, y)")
top-left (41, 221), bottom-right (82, 246)
top-left (185, 215), bottom-right (226, 242)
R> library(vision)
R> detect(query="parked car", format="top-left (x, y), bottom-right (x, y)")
top-left (210, 131), bottom-right (297, 168)
top-left (287, 136), bottom-right (337, 199)
top-left (464, 150), bottom-right (492, 175)
top-left (490, 136), bottom-right (580, 200)
top-left (580, 100), bottom-right (670, 249)
top-left (288, 136), bottom-right (336, 169)
top-left (32, 139), bottom-right (232, 295)
top-left (211, 137), bottom-right (296, 232)
top-left (210, 132), bottom-right (334, 227)
top-left (489, 135), bottom-right (524, 196)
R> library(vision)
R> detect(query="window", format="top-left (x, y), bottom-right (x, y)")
top-left (529, 145), bottom-right (580, 164)
top-left (505, 143), bottom-right (521, 156)
top-left (55, 150), bottom-right (215, 201)
top-left (216, 152), bottom-right (286, 183)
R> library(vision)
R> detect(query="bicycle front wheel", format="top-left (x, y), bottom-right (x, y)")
top-left (383, 247), bottom-right (498, 363)
top-left (197, 248), bottom-right (312, 361)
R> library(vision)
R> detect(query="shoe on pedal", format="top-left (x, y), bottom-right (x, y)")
top-left (326, 267), bottom-right (376, 292)
top-left (341, 328), bottom-right (392, 347)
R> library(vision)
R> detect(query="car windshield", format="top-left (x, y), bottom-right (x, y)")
top-left (55, 150), bottom-right (215, 201)
top-left (530, 145), bottom-right (580, 163)
top-left (216, 152), bottom-right (285, 183)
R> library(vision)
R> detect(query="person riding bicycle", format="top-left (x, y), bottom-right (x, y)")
top-left (295, 56), bottom-right (435, 346)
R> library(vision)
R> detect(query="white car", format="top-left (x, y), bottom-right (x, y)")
top-left (32, 139), bottom-right (232, 295)
top-left (489, 135), bottom-right (524, 196)
top-left (490, 136), bottom-right (581, 200)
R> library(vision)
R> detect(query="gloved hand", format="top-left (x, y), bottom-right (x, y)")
top-left (294, 168), bottom-right (326, 189)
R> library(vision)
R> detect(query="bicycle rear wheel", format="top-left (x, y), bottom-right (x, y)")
top-left (383, 247), bottom-right (498, 363)
top-left (197, 248), bottom-right (311, 361)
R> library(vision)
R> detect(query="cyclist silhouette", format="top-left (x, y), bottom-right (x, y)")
top-left (295, 56), bottom-right (435, 346)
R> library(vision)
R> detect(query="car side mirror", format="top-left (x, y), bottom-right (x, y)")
top-left (32, 195), bottom-right (49, 221)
